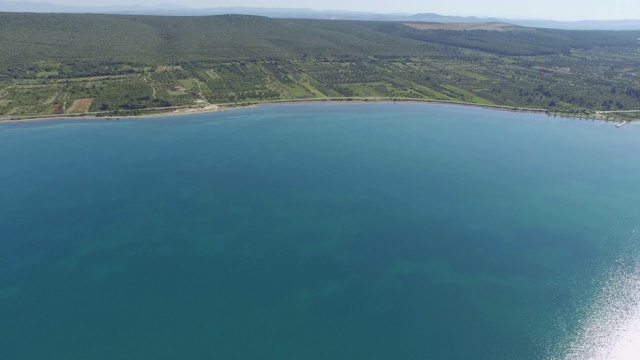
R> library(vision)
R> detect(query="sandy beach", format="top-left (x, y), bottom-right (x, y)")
top-left (0, 97), bottom-right (631, 125)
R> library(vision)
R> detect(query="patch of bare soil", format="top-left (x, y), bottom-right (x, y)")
top-left (67, 98), bottom-right (94, 113)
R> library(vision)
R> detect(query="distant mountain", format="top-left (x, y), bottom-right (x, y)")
top-left (407, 13), bottom-right (640, 30)
top-left (2, 1), bottom-right (640, 30)
top-left (408, 13), bottom-right (501, 23)
top-left (508, 19), bottom-right (640, 31)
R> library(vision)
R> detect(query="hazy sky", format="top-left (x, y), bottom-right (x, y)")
top-left (43, 0), bottom-right (640, 21)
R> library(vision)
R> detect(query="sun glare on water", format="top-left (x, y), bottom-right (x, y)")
top-left (559, 232), bottom-right (640, 360)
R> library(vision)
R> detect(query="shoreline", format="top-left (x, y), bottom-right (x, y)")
top-left (0, 97), bottom-right (633, 124)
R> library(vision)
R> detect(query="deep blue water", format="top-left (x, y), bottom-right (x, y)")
top-left (1, 103), bottom-right (639, 359)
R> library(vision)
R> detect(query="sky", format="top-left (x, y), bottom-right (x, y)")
top-left (33, 0), bottom-right (640, 21)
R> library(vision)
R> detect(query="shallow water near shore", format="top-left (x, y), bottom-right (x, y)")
top-left (1, 103), bottom-right (639, 359)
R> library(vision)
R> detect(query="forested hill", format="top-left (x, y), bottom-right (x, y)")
top-left (0, 13), bottom-right (426, 69)
top-left (1, 12), bottom-right (639, 70)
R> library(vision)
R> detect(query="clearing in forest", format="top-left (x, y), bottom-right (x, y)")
top-left (67, 98), bottom-right (94, 113)
top-left (403, 22), bottom-right (521, 31)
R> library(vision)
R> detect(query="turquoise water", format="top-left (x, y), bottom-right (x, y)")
top-left (1, 103), bottom-right (639, 359)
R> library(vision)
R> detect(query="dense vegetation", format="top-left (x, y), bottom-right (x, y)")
top-left (1, 13), bottom-right (639, 118)
top-left (367, 22), bottom-right (640, 56)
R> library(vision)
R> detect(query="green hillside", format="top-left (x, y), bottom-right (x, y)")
top-left (1, 13), bottom-right (639, 118)
top-left (0, 14), bottom-right (431, 69)
top-left (3, 13), bottom-right (638, 71)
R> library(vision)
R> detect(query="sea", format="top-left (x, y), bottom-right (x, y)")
top-left (1, 103), bottom-right (639, 359)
